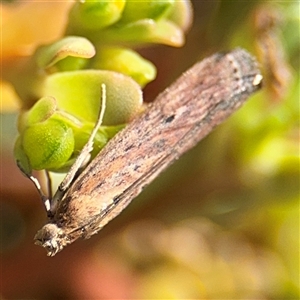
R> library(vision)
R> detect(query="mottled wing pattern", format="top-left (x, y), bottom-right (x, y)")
top-left (52, 49), bottom-right (262, 243)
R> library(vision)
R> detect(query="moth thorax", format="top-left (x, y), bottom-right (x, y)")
top-left (34, 223), bottom-right (65, 257)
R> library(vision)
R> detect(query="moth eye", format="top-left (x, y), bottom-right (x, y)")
top-left (45, 244), bottom-right (52, 251)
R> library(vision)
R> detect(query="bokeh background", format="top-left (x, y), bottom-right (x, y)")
top-left (1, 0), bottom-right (299, 299)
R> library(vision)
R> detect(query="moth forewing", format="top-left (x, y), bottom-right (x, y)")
top-left (34, 49), bottom-right (263, 256)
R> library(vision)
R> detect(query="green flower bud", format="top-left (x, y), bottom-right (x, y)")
top-left (22, 118), bottom-right (75, 170)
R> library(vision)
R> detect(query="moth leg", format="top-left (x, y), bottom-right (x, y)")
top-left (50, 83), bottom-right (107, 212)
top-left (16, 161), bottom-right (51, 214)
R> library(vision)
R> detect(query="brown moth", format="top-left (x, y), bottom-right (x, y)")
top-left (32, 48), bottom-right (262, 256)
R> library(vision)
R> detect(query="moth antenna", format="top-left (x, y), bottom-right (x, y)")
top-left (50, 84), bottom-right (107, 213)
top-left (45, 170), bottom-right (53, 200)
top-left (16, 161), bottom-right (51, 213)
top-left (29, 174), bottom-right (51, 213)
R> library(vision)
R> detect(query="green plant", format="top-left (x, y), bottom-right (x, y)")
top-left (11, 0), bottom-right (193, 173)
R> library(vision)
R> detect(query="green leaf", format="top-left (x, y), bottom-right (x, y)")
top-left (36, 36), bottom-right (95, 70)
top-left (93, 46), bottom-right (156, 86)
top-left (167, 0), bottom-right (193, 31)
top-left (26, 96), bottom-right (57, 126)
top-left (120, 0), bottom-right (174, 24)
top-left (67, 0), bottom-right (126, 31)
top-left (16, 96), bottom-right (57, 133)
top-left (14, 136), bottom-right (32, 176)
top-left (71, 123), bottom-right (125, 159)
top-left (99, 18), bottom-right (185, 47)
top-left (44, 70), bottom-right (143, 125)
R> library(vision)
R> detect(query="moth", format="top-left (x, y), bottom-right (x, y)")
top-left (22, 48), bottom-right (262, 256)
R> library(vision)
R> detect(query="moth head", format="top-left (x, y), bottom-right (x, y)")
top-left (34, 224), bottom-right (65, 257)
